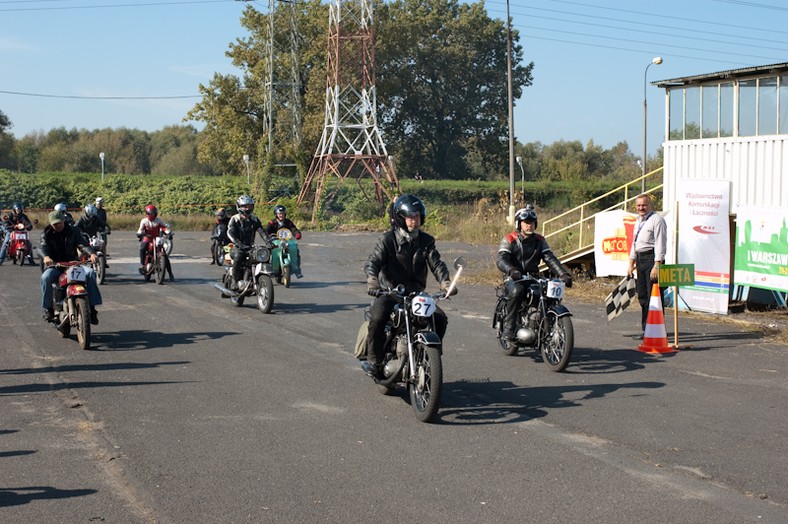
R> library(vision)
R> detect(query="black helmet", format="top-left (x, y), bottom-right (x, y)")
top-left (237, 195), bottom-right (255, 215)
top-left (390, 194), bottom-right (426, 229)
top-left (515, 205), bottom-right (538, 229)
top-left (84, 203), bottom-right (98, 217)
top-left (274, 205), bottom-right (286, 217)
top-left (216, 207), bottom-right (226, 219)
top-left (12, 202), bottom-right (23, 214)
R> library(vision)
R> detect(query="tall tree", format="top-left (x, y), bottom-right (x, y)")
top-left (0, 109), bottom-right (13, 169)
top-left (375, 0), bottom-right (533, 179)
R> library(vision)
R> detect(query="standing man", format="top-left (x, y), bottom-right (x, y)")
top-left (627, 194), bottom-right (667, 338)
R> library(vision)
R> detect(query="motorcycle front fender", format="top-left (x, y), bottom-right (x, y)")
top-left (415, 331), bottom-right (442, 350)
top-left (255, 262), bottom-right (273, 275)
top-left (548, 304), bottom-right (572, 318)
top-left (66, 283), bottom-right (89, 298)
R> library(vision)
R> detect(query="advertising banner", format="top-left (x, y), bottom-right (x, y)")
top-left (676, 180), bottom-right (730, 314)
top-left (594, 210), bottom-right (636, 277)
top-left (733, 207), bottom-right (788, 292)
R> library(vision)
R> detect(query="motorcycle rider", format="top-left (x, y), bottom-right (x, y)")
top-left (226, 195), bottom-right (272, 290)
top-left (40, 210), bottom-right (102, 324)
top-left (265, 204), bottom-right (303, 278)
top-left (496, 204), bottom-right (573, 341)
top-left (210, 207), bottom-right (231, 265)
top-left (54, 203), bottom-right (75, 225)
top-left (94, 197), bottom-right (111, 253)
top-left (0, 202), bottom-right (34, 266)
top-left (77, 204), bottom-right (109, 267)
top-left (362, 194), bottom-right (457, 380)
top-left (136, 204), bottom-right (174, 280)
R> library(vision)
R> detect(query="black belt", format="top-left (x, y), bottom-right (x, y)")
top-left (636, 249), bottom-right (654, 256)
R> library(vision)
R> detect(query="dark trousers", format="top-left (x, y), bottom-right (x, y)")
top-left (503, 279), bottom-right (527, 332)
top-left (635, 251), bottom-right (665, 332)
top-left (366, 295), bottom-right (447, 365)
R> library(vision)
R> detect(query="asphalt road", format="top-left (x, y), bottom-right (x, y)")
top-left (1, 231), bottom-right (786, 523)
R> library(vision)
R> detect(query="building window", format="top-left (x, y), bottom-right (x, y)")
top-left (669, 88), bottom-right (683, 140)
top-left (685, 86), bottom-right (700, 139)
top-left (720, 82), bottom-right (734, 137)
top-left (779, 75), bottom-right (788, 135)
top-left (758, 77), bottom-right (778, 135)
top-left (739, 79), bottom-right (757, 137)
top-left (702, 84), bottom-right (719, 138)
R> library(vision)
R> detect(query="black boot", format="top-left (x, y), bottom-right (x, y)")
top-left (90, 307), bottom-right (99, 325)
top-left (361, 361), bottom-right (383, 380)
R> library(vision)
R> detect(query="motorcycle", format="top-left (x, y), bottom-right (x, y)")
top-left (47, 261), bottom-right (93, 350)
top-left (270, 227), bottom-right (301, 287)
top-left (6, 223), bottom-right (34, 266)
top-left (361, 257), bottom-right (465, 423)
top-left (80, 234), bottom-right (107, 285)
top-left (139, 229), bottom-right (172, 284)
top-left (492, 274), bottom-right (574, 372)
top-left (214, 243), bottom-right (275, 313)
top-left (211, 221), bottom-right (229, 266)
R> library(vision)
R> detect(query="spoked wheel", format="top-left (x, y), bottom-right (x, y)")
top-left (17, 250), bottom-right (25, 266)
top-left (408, 344), bottom-right (442, 423)
top-left (541, 315), bottom-right (574, 372)
top-left (143, 258), bottom-right (152, 282)
top-left (75, 297), bottom-right (91, 350)
top-left (214, 242), bottom-right (225, 266)
top-left (256, 275), bottom-right (274, 313)
top-left (155, 253), bottom-right (167, 285)
top-left (281, 265), bottom-right (291, 288)
top-left (96, 254), bottom-right (106, 284)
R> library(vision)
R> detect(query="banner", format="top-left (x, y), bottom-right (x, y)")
top-left (594, 210), bottom-right (636, 277)
top-left (676, 180), bottom-right (731, 314)
top-left (733, 207), bottom-right (788, 292)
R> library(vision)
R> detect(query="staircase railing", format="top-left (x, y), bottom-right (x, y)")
top-left (540, 167), bottom-right (664, 262)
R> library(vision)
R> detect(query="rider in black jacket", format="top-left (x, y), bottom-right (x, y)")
top-left (0, 202), bottom-right (34, 265)
top-left (362, 194), bottom-right (457, 379)
top-left (496, 205), bottom-right (572, 341)
top-left (226, 195), bottom-right (272, 290)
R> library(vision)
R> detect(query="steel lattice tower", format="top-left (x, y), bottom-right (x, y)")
top-left (262, 0), bottom-right (302, 174)
top-left (297, 0), bottom-right (399, 219)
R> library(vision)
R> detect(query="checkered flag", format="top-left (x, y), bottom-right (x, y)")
top-left (605, 276), bottom-right (637, 321)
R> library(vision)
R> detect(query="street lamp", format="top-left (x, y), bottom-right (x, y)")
top-left (243, 154), bottom-right (250, 185)
top-left (642, 56), bottom-right (663, 193)
top-left (99, 152), bottom-right (105, 183)
top-left (505, 0), bottom-right (516, 226)
top-left (516, 155), bottom-right (525, 202)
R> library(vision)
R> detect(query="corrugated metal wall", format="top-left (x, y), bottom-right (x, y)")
top-left (663, 136), bottom-right (788, 213)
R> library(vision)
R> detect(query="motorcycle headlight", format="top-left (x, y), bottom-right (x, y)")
top-left (254, 246), bottom-right (270, 263)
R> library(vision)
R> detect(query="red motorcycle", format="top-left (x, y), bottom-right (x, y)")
top-left (140, 228), bottom-right (172, 284)
top-left (6, 223), bottom-right (34, 266)
top-left (48, 261), bottom-right (93, 350)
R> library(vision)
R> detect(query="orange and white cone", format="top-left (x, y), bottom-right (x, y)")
top-left (638, 283), bottom-right (675, 354)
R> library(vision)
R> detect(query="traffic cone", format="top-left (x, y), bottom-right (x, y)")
top-left (638, 283), bottom-right (675, 354)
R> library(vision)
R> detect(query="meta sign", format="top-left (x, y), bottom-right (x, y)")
top-left (659, 264), bottom-right (695, 287)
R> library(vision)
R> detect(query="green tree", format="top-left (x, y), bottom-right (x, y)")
top-left (0, 109), bottom-right (13, 170)
top-left (375, 0), bottom-right (533, 179)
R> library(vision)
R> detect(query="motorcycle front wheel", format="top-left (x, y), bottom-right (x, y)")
top-left (214, 242), bottom-right (225, 266)
top-left (541, 315), bottom-right (574, 372)
top-left (409, 344), bottom-right (442, 423)
top-left (96, 254), bottom-right (106, 285)
top-left (75, 297), bottom-right (91, 350)
top-left (256, 275), bottom-right (274, 314)
top-left (155, 253), bottom-right (167, 285)
top-left (281, 265), bottom-right (291, 288)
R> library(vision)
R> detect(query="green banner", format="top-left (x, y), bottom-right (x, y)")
top-left (659, 264), bottom-right (695, 287)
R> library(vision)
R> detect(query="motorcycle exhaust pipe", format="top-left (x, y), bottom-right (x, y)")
top-left (213, 283), bottom-right (239, 297)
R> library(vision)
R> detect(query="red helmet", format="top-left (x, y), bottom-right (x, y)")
top-left (145, 204), bottom-right (158, 219)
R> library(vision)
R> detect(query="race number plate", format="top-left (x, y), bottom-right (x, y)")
top-left (411, 293), bottom-right (436, 317)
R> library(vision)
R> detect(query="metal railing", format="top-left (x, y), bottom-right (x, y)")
top-left (540, 167), bottom-right (664, 262)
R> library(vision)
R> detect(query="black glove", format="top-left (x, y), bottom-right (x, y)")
top-left (560, 273), bottom-right (573, 288)
top-left (367, 276), bottom-right (380, 296)
top-left (508, 268), bottom-right (522, 281)
top-left (440, 280), bottom-right (458, 297)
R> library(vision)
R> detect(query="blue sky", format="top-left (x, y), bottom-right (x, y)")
top-left (2, 0), bottom-right (787, 158)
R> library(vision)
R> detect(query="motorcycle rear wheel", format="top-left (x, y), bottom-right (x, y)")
top-left (75, 297), bottom-right (91, 350)
top-left (409, 344), bottom-right (442, 423)
top-left (494, 299), bottom-right (519, 356)
top-left (256, 275), bottom-right (274, 313)
top-left (541, 315), bottom-right (574, 372)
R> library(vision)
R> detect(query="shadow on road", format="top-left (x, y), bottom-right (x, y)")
top-left (435, 379), bottom-right (664, 425)
top-left (0, 486), bottom-right (97, 508)
top-left (1, 361), bottom-right (190, 376)
top-left (91, 330), bottom-right (236, 351)
top-left (1, 379), bottom-right (187, 396)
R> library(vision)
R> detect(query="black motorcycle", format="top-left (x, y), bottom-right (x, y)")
top-left (361, 257), bottom-right (465, 423)
top-left (493, 274), bottom-right (574, 372)
top-left (214, 243), bottom-right (275, 314)
top-left (211, 222), bottom-right (229, 266)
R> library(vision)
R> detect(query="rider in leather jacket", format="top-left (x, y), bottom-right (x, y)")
top-left (226, 195), bottom-right (272, 290)
top-left (496, 205), bottom-right (573, 341)
top-left (0, 202), bottom-right (34, 266)
top-left (361, 194), bottom-right (457, 379)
